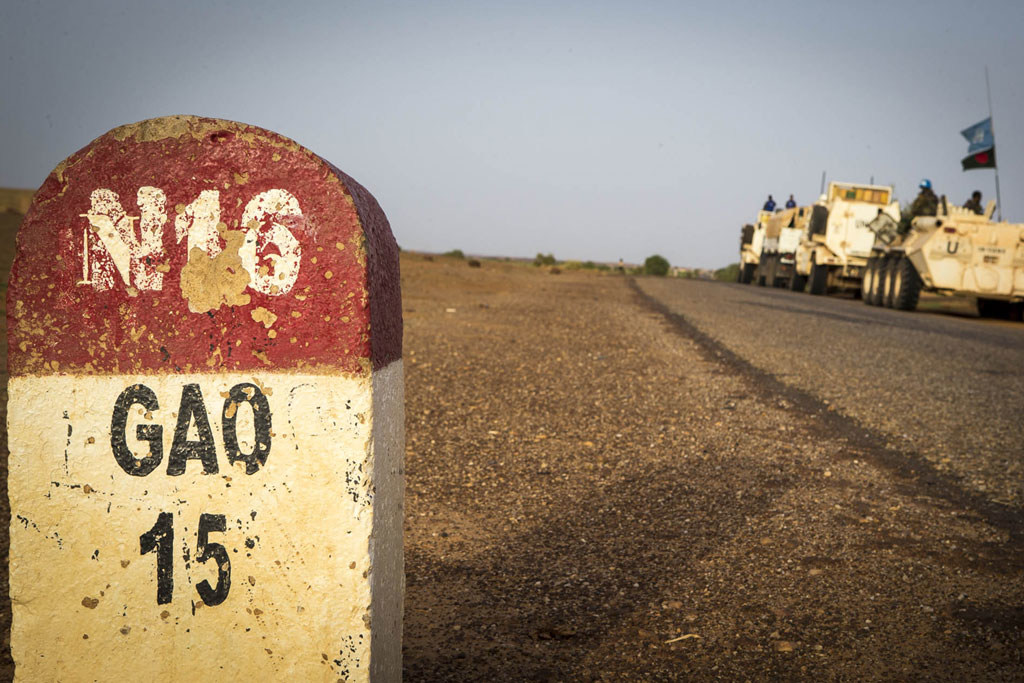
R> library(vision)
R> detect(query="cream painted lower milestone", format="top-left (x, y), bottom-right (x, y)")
top-left (8, 362), bottom-right (404, 682)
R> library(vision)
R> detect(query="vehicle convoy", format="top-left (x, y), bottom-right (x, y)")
top-left (738, 207), bottom-right (809, 286)
top-left (862, 196), bottom-right (1024, 319)
top-left (790, 182), bottom-right (901, 295)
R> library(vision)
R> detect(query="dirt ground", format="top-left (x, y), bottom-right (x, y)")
top-left (398, 255), bottom-right (1023, 680)
top-left (0, 244), bottom-right (1021, 680)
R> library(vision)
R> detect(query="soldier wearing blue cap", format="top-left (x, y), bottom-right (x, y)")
top-left (910, 179), bottom-right (938, 218)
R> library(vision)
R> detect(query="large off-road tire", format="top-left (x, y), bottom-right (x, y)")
top-left (808, 261), bottom-right (828, 295)
top-left (883, 258), bottom-right (900, 308)
top-left (1011, 303), bottom-right (1024, 322)
top-left (977, 298), bottom-right (1012, 319)
top-left (862, 258), bottom-right (877, 304)
top-left (868, 258), bottom-right (887, 306)
top-left (740, 262), bottom-right (755, 284)
top-left (789, 268), bottom-right (808, 292)
top-left (890, 256), bottom-right (922, 311)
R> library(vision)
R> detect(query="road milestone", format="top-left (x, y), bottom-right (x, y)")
top-left (6, 116), bottom-right (404, 681)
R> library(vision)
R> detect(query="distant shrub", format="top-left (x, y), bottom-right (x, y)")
top-left (467, 259), bottom-right (481, 268)
top-left (561, 260), bottom-right (584, 270)
top-left (533, 253), bottom-right (557, 266)
top-left (714, 263), bottom-right (741, 282)
top-left (596, 263), bottom-right (610, 271)
top-left (643, 254), bottom-right (670, 276)
top-left (443, 249), bottom-right (465, 259)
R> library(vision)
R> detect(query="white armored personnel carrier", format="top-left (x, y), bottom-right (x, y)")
top-left (862, 197), bottom-right (1024, 319)
top-left (791, 182), bottom-right (901, 295)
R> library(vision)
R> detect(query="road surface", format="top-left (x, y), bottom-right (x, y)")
top-left (636, 278), bottom-right (1024, 509)
top-left (398, 259), bottom-right (1024, 681)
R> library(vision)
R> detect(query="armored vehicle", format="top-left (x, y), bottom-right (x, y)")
top-left (791, 182), bottom-right (900, 295)
top-left (863, 197), bottom-right (1024, 319)
top-left (757, 207), bottom-right (810, 287)
top-left (738, 211), bottom-right (770, 284)
top-left (739, 208), bottom-right (809, 286)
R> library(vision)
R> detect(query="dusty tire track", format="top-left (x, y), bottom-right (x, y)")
top-left (630, 278), bottom-right (1024, 543)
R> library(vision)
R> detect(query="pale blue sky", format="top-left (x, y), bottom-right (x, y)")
top-left (2, 0), bottom-right (1021, 267)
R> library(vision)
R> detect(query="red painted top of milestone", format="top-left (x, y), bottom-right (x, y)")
top-left (8, 116), bottom-right (401, 376)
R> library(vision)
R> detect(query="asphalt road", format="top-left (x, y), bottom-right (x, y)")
top-left (400, 259), bottom-right (1024, 680)
top-left (636, 278), bottom-right (1024, 509)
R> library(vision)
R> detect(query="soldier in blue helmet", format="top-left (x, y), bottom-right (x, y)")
top-left (910, 179), bottom-right (938, 218)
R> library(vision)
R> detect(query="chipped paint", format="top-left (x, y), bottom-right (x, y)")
top-left (238, 189), bottom-right (303, 296)
top-left (8, 115), bottom-right (402, 375)
top-left (7, 116), bottom-right (404, 681)
top-left (179, 231), bottom-right (252, 313)
top-left (80, 187), bottom-right (167, 291)
top-left (250, 307), bottom-right (278, 329)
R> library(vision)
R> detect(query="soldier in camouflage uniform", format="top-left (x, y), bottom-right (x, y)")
top-left (910, 179), bottom-right (939, 218)
top-left (963, 190), bottom-right (983, 215)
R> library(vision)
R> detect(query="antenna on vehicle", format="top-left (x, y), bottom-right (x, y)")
top-left (819, 170), bottom-right (826, 195)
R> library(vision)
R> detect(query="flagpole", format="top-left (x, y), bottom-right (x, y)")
top-left (985, 66), bottom-right (1003, 221)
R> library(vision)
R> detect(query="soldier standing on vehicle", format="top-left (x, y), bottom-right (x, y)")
top-left (963, 190), bottom-right (984, 214)
top-left (763, 195), bottom-right (776, 211)
top-left (785, 194), bottom-right (797, 208)
top-left (910, 179), bottom-right (939, 218)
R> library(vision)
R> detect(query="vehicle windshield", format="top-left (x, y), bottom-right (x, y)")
top-left (829, 184), bottom-right (891, 205)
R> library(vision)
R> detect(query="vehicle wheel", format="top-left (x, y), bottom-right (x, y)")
top-left (861, 258), bottom-right (877, 304)
top-left (789, 268), bottom-right (808, 292)
top-left (883, 258), bottom-right (900, 308)
top-left (869, 258), bottom-right (887, 306)
top-left (891, 257), bottom-right (922, 311)
top-left (808, 261), bottom-right (828, 295)
top-left (1009, 302), bottom-right (1024, 322)
top-left (740, 263), bottom-right (755, 284)
top-left (977, 298), bottom-right (1011, 319)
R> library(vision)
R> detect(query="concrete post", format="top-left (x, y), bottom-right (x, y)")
top-left (6, 116), bottom-right (403, 681)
